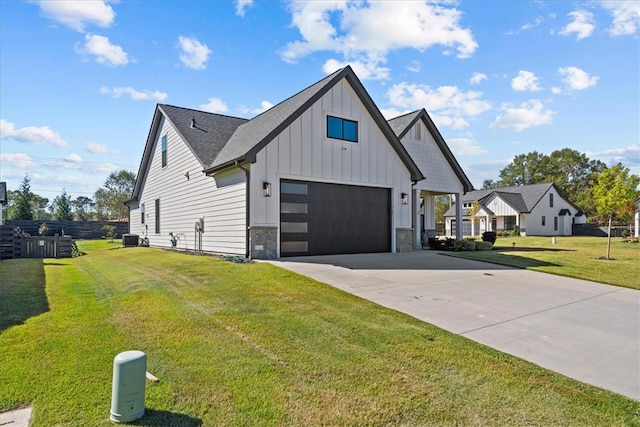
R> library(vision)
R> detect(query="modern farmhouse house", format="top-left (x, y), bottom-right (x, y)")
top-left (126, 66), bottom-right (471, 259)
top-left (444, 183), bottom-right (586, 237)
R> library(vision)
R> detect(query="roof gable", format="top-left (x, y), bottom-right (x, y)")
top-left (443, 182), bottom-right (557, 217)
top-left (388, 109), bottom-right (473, 192)
top-left (207, 66), bottom-right (424, 181)
top-left (128, 104), bottom-right (248, 203)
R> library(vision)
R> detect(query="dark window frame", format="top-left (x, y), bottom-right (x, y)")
top-left (327, 115), bottom-right (358, 142)
top-left (161, 135), bottom-right (168, 168)
top-left (155, 199), bottom-right (160, 234)
top-left (541, 215), bottom-right (545, 226)
top-left (141, 203), bottom-right (145, 224)
top-left (554, 216), bottom-right (558, 231)
top-left (549, 193), bottom-right (554, 208)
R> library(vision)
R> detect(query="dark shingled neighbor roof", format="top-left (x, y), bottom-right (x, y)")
top-left (158, 104), bottom-right (248, 169)
top-left (444, 182), bottom-right (558, 217)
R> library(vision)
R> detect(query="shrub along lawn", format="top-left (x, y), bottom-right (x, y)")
top-left (445, 236), bottom-right (640, 290)
top-left (1, 241), bottom-right (638, 426)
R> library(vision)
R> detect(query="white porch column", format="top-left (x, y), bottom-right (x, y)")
top-left (455, 192), bottom-right (463, 240)
top-left (412, 188), bottom-right (420, 249)
top-left (635, 211), bottom-right (639, 238)
top-left (425, 193), bottom-right (436, 229)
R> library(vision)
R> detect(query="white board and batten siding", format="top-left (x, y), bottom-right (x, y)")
top-left (525, 187), bottom-right (584, 236)
top-left (251, 79), bottom-right (413, 242)
top-left (403, 122), bottom-right (464, 195)
top-left (129, 116), bottom-right (247, 254)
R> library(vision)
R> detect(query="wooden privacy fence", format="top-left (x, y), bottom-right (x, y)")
top-left (0, 225), bottom-right (73, 260)
top-left (4, 220), bottom-right (128, 240)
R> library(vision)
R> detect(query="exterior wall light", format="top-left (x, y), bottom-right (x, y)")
top-left (401, 193), bottom-right (408, 205)
top-left (263, 182), bottom-right (271, 197)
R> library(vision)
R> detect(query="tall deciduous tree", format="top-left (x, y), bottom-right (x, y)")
top-left (496, 148), bottom-right (605, 218)
top-left (9, 175), bottom-right (34, 220)
top-left (592, 163), bottom-right (640, 259)
top-left (94, 170), bottom-right (136, 220)
top-left (498, 151), bottom-right (547, 187)
top-left (72, 196), bottom-right (94, 220)
top-left (52, 189), bottom-right (73, 220)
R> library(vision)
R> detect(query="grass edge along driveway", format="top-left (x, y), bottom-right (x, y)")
top-left (443, 236), bottom-right (640, 290)
top-left (1, 241), bottom-right (639, 426)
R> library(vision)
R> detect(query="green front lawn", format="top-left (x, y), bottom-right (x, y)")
top-left (444, 236), bottom-right (640, 290)
top-left (1, 241), bottom-right (638, 425)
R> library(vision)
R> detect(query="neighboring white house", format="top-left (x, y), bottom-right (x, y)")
top-left (127, 66), bottom-right (471, 259)
top-left (444, 183), bottom-right (586, 237)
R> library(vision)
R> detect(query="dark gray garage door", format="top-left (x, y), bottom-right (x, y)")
top-left (280, 180), bottom-right (390, 257)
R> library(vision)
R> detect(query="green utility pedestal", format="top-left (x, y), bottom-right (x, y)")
top-left (110, 350), bottom-right (146, 423)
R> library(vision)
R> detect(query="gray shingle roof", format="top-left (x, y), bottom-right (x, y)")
top-left (208, 68), bottom-right (345, 170)
top-left (444, 182), bottom-right (556, 217)
top-left (387, 110), bottom-right (420, 139)
top-left (159, 104), bottom-right (248, 168)
top-left (130, 66), bottom-right (426, 202)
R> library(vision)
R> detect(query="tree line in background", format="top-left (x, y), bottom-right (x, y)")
top-left (3, 170), bottom-right (135, 222)
top-left (436, 148), bottom-right (639, 226)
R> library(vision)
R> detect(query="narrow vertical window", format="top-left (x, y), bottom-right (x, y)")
top-left (141, 203), bottom-right (145, 224)
top-left (155, 199), bottom-right (160, 234)
top-left (554, 216), bottom-right (558, 231)
top-left (161, 135), bottom-right (168, 167)
top-left (541, 216), bottom-right (545, 226)
top-left (549, 193), bottom-right (553, 207)
top-left (415, 122), bottom-right (422, 140)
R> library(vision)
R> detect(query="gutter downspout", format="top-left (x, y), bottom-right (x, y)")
top-left (238, 163), bottom-right (251, 259)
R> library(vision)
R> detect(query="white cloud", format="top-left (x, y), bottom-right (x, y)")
top-left (85, 142), bottom-right (117, 154)
top-left (447, 137), bottom-right (487, 156)
top-left (76, 34), bottom-right (129, 66)
top-left (239, 100), bottom-right (275, 116)
top-left (100, 86), bottom-right (168, 101)
top-left (280, 1), bottom-right (477, 74)
top-left (557, 66), bottom-right (599, 90)
top-left (0, 153), bottom-right (36, 169)
top-left (587, 144), bottom-right (640, 167)
top-left (489, 99), bottom-right (555, 132)
top-left (511, 70), bottom-right (541, 92)
top-left (0, 119), bottom-right (69, 148)
top-left (322, 57), bottom-right (390, 80)
top-left (521, 16), bottom-right (544, 31)
top-left (34, 0), bottom-right (115, 32)
top-left (178, 36), bottom-right (211, 70)
top-left (386, 83), bottom-right (491, 129)
top-left (407, 61), bottom-right (421, 73)
top-left (560, 10), bottom-right (595, 40)
top-left (199, 98), bottom-right (229, 114)
top-left (235, 0), bottom-right (253, 17)
top-left (598, 1), bottom-right (640, 36)
top-left (469, 72), bottom-right (487, 85)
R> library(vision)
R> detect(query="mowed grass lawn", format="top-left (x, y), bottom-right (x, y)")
top-left (445, 236), bottom-right (640, 290)
top-left (1, 241), bottom-right (638, 426)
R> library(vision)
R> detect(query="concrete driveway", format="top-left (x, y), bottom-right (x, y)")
top-left (267, 250), bottom-right (640, 400)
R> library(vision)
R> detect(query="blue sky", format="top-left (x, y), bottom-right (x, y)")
top-left (1, 0), bottom-right (638, 201)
